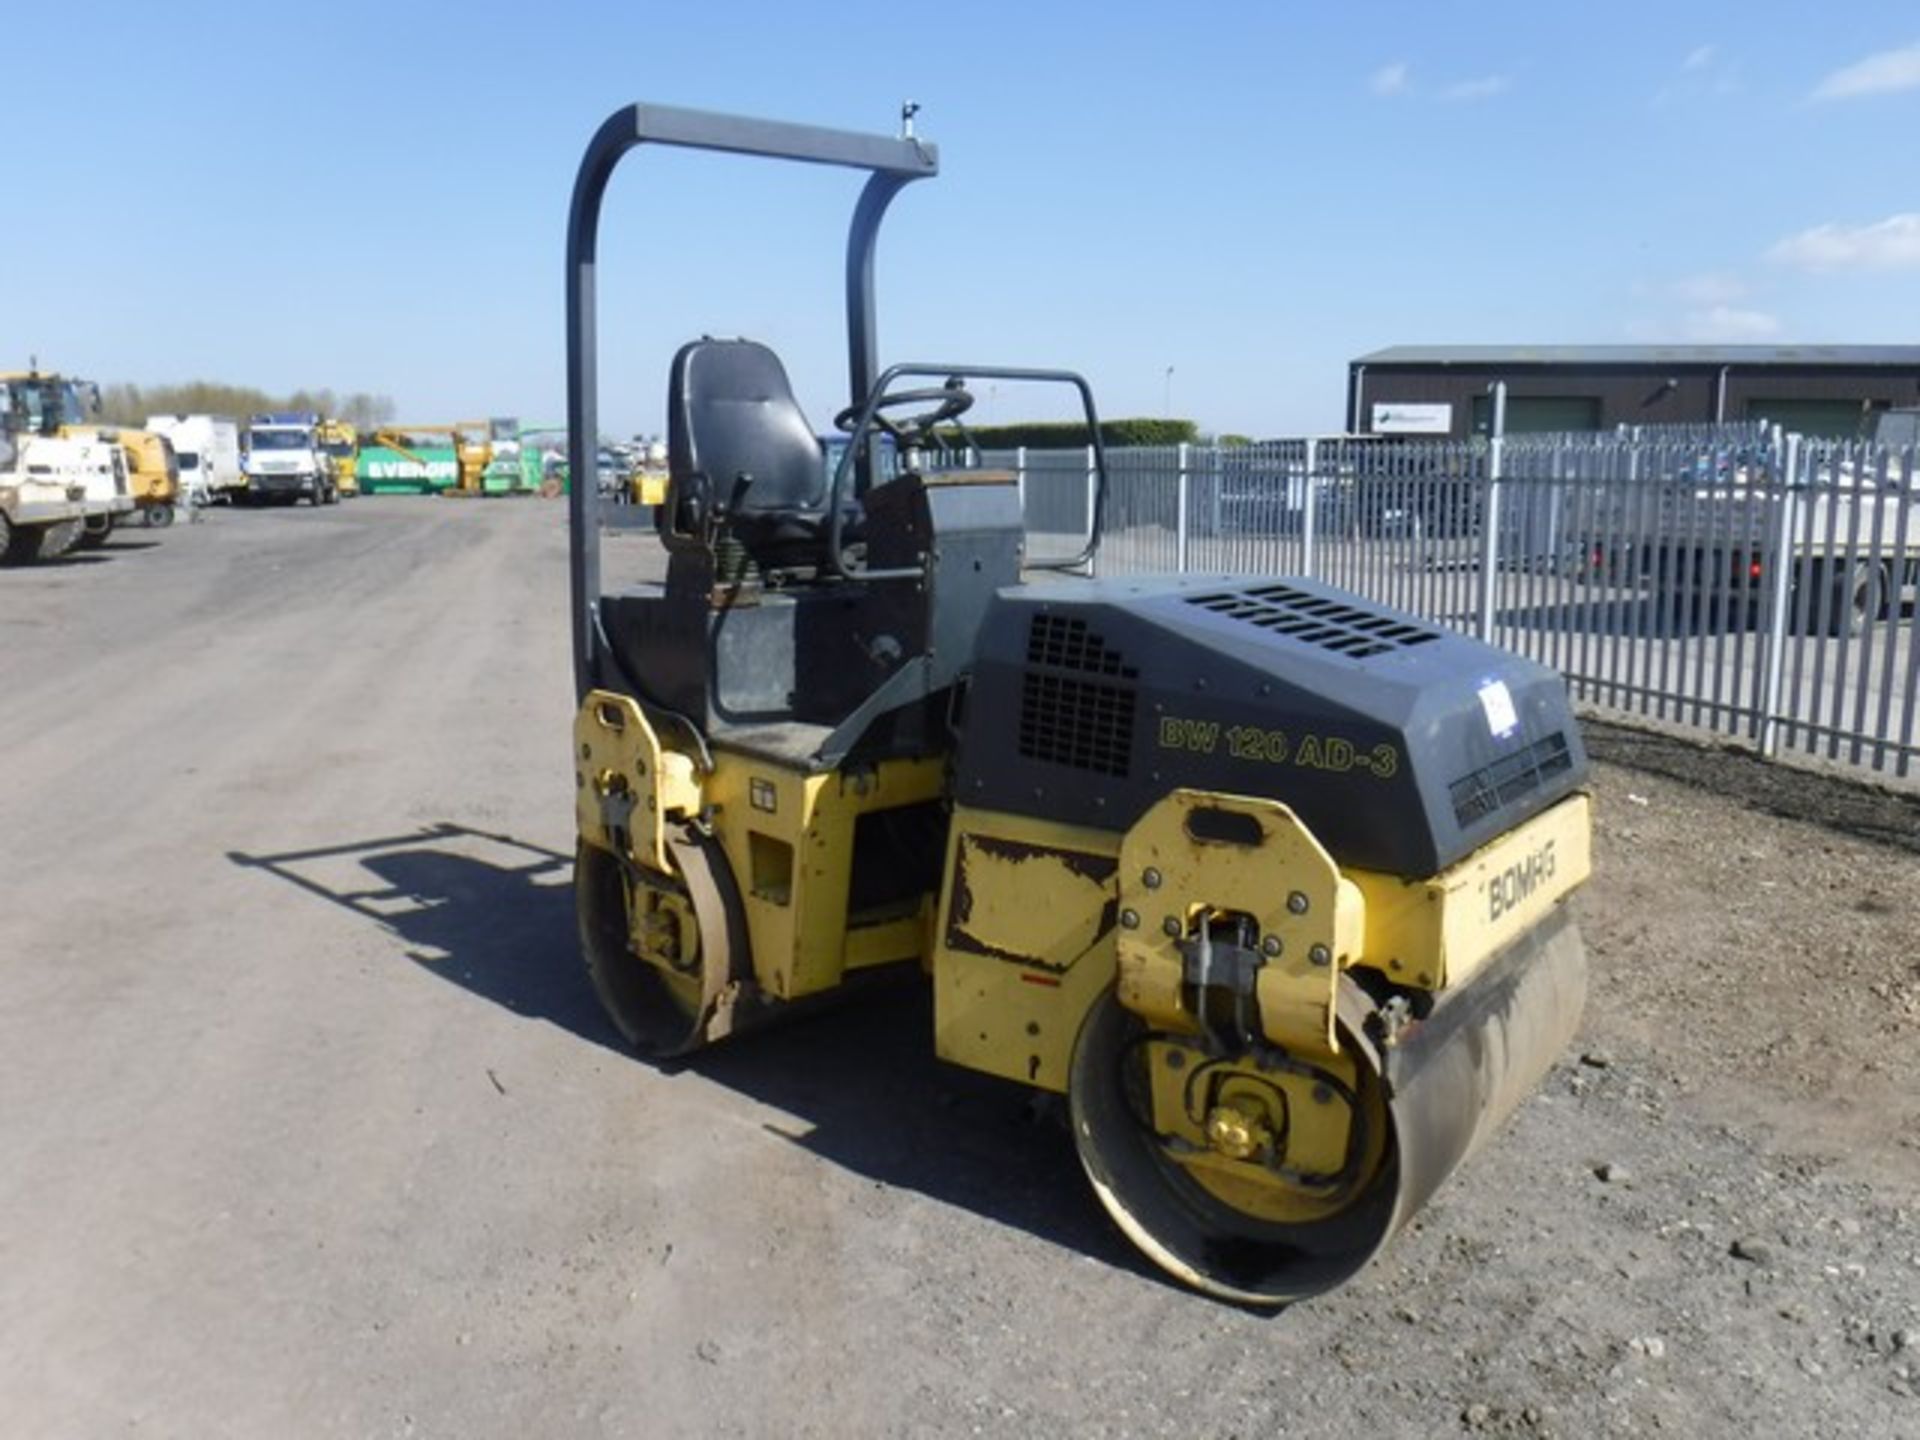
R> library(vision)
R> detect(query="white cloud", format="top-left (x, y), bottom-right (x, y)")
top-left (1654, 44), bottom-right (1740, 106)
top-left (1439, 74), bottom-right (1511, 102)
top-left (1669, 272), bottom-right (1747, 305)
top-left (1683, 305), bottom-right (1781, 342)
top-left (1369, 61), bottom-right (1410, 97)
top-left (1769, 213), bottom-right (1920, 270)
top-left (1810, 42), bottom-right (1920, 100)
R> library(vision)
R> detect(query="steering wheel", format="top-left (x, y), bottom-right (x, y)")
top-left (833, 379), bottom-right (974, 444)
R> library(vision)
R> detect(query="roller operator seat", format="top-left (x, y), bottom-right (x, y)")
top-left (666, 338), bottom-right (850, 572)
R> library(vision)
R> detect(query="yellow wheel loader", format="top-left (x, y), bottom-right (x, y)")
top-left (563, 103), bottom-right (1592, 1306)
top-left (1, 371), bottom-right (133, 561)
top-left (2, 366), bottom-right (181, 530)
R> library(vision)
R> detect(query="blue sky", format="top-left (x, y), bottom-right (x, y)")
top-left (10, 2), bottom-right (1920, 437)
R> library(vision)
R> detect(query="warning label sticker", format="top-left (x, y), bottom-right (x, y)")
top-left (1478, 679), bottom-right (1519, 740)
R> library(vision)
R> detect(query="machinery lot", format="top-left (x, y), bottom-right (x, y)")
top-left (2, 500), bottom-right (1915, 1438)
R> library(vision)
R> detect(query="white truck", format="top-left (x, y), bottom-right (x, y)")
top-left (1620, 431), bottom-right (1919, 635)
top-left (146, 414), bottom-right (243, 506)
top-left (242, 411), bottom-right (336, 506)
top-left (0, 372), bottom-right (134, 561)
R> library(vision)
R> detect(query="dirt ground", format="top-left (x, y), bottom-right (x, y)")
top-left (0, 500), bottom-right (1914, 1439)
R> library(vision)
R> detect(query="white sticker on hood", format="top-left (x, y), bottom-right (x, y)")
top-left (1478, 679), bottom-right (1519, 739)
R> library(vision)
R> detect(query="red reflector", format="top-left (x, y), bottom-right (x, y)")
top-left (1018, 972), bottom-right (1062, 988)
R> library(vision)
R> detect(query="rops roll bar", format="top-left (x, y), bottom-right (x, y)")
top-left (563, 102), bottom-right (938, 699)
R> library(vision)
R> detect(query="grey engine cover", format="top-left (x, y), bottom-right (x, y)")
top-left (953, 575), bottom-right (1587, 878)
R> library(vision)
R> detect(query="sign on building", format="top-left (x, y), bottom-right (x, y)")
top-left (1371, 402), bottom-right (1453, 435)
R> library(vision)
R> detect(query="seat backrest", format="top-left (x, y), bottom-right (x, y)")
top-left (667, 339), bottom-right (824, 516)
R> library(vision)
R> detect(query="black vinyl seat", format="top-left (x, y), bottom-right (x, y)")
top-left (666, 338), bottom-right (855, 570)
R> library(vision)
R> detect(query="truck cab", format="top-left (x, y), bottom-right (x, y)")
top-left (243, 411), bottom-right (335, 505)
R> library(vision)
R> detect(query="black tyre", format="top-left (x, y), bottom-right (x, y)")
top-left (577, 841), bottom-right (710, 1059)
top-left (1828, 560), bottom-right (1886, 637)
top-left (34, 517), bottom-right (86, 560)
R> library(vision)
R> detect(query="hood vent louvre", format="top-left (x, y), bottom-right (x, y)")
top-left (1018, 615), bottom-right (1138, 777)
top-left (1186, 584), bottom-right (1440, 659)
top-left (1450, 732), bottom-right (1573, 828)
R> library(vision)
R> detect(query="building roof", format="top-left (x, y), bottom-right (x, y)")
top-left (1352, 344), bottom-right (1920, 368)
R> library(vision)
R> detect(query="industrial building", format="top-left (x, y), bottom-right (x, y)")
top-left (1347, 345), bottom-right (1920, 439)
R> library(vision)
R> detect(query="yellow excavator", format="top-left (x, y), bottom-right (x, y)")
top-left (563, 103), bottom-right (1592, 1307)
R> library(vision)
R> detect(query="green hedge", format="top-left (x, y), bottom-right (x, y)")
top-left (967, 417), bottom-right (1199, 449)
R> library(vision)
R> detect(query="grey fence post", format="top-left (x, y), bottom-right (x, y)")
top-left (1015, 444), bottom-right (1027, 514)
top-left (1209, 443), bottom-right (1223, 538)
top-left (1175, 441), bottom-right (1190, 573)
top-left (1477, 383), bottom-right (1508, 640)
top-left (1757, 428), bottom-right (1801, 757)
top-left (1302, 437), bottom-right (1319, 578)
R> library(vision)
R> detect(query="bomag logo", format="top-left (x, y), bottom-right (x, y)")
top-left (1487, 840), bottom-right (1556, 923)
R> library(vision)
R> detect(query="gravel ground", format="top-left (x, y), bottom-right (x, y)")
top-left (0, 500), bottom-right (1913, 1439)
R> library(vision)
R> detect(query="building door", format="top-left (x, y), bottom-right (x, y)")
top-left (1470, 395), bottom-right (1603, 435)
top-left (1742, 398), bottom-right (1868, 439)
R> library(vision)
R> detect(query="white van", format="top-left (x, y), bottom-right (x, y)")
top-left (146, 414), bottom-right (243, 504)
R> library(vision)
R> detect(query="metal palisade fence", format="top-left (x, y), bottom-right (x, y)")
top-left (986, 420), bottom-right (1920, 780)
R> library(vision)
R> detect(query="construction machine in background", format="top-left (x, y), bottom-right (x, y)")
top-left (631, 441), bottom-right (667, 506)
top-left (442, 418), bottom-right (535, 496)
top-left (561, 103), bottom-right (1594, 1307)
top-left (2, 364), bottom-right (179, 533)
top-left (359, 426), bottom-right (460, 494)
top-left (318, 419), bottom-right (360, 497)
top-left (481, 417), bottom-right (527, 494)
top-left (451, 422), bottom-right (490, 495)
top-left (102, 425), bottom-right (180, 528)
top-left (0, 370), bottom-right (133, 561)
top-left (518, 424), bottom-right (571, 496)
top-left (359, 419), bottom-right (539, 497)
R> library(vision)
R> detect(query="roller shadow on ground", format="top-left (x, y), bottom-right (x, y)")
top-left (227, 824), bottom-right (1138, 1276)
top-left (228, 824), bottom-right (623, 1053)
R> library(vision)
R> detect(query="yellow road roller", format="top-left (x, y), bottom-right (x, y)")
top-left (563, 103), bottom-right (1591, 1306)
